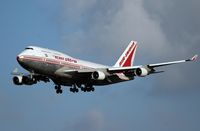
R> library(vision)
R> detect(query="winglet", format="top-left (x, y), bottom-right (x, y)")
top-left (190, 54), bottom-right (198, 61)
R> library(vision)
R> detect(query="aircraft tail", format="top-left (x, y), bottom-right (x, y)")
top-left (114, 41), bottom-right (138, 67)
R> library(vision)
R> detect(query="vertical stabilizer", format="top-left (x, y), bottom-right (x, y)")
top-left (114, 41), bottom-right (137, 67)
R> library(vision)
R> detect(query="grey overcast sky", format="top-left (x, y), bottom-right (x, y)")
top-left (0, 0), bottom-right (200, 131)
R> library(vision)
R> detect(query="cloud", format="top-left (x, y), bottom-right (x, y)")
top-left (143, 0), bottom-right (200, 41)
top-left (59, 1), bottom-right (200, 130)
top-left (1, 1), bottom-right (200, 131)
top-left (60, 0), bottom-right (200, 93)
top-left (142, 0), bottom-right (200, 93)
top-left (60, 0), bottom-right (171, 65)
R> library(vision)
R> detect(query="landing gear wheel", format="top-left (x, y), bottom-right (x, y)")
top-left (55, 85), bottom-right (58, 90)
top-left (86, 88), bottom-right (91, 92)
top-left (55, 85), bottom-right (62, 94)
top-left (70, 84), bottom-right (79, 93)
top-left (82, 88), bottom-right (86, 92)
top-left (81, 84), bottom-right (95, 92)
top-left (70, 88), bottom-right (77, 93)
top-left (56, 89), bottom-right (62, 94)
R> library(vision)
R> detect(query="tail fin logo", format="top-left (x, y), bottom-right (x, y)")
top-left (114, 41), bottom-right (138, 67)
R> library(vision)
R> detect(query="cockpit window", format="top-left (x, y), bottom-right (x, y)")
top-left (25, 47), bottom-right (34, 50)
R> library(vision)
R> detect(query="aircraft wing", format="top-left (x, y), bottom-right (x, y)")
top-left (56, 55), bottom-right (197, 79)
top-left (11, 68), bottom-right (25, 76)
top-left (56, 68), bottom-right (96, 75)
top-left (11, 68), bottom-right (50, 83)
top-left (148, 54), bottom-right (198, 68)
top-left (108, 54), bottom-right (198, 74)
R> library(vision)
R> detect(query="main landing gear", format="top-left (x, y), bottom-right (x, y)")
top-left (81, 84), bottom-right (95, 92)
top-left (69, 84), bottom-right (95, 93)
top-left (70, 84), bottom-right (79, 93)
top-left (55, 85), bottom-right (63, 94)
top-left (55, 84), bottom-right (95, 94)
top-left (81, 85), bottom-right (95, 92)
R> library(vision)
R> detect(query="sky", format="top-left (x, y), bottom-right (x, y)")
top-left (0, 0), bottom-right (200, 131)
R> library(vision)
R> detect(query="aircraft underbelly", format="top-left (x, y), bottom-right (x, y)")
top-left (18, 59), bottom-right (133, 87)
top-left (19, 59), bottom-right (60, 75)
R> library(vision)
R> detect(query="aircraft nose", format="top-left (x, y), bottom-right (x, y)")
top-left (16, 56), bottom-right (19, 61)
top-left (16, 55), bottom-right (24, 62)
top-left (16, 55), bottom-right (21, 63)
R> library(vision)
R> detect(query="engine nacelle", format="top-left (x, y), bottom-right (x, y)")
top-left (135, 67), bottom-right (149, 77)
top-left (13, 75), bottom-right (37, 85)
top-left (92, 71), bottom-right (106, 80)
top-left (13, 76), bottom-right (23, 85)
top-left (22, 76), bottom-right (37, 85)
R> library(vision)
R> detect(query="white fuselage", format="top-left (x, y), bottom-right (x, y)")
top-left (17, 46), bottom-right (122, 86)
top-left (18, 46), bottom-right (108, 71)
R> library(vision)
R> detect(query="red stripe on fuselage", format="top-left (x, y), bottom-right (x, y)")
top-left (20, 55), bottom-right (92, 69)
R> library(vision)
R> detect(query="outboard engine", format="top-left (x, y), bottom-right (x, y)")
top-left (135, 67), bottom-right (149, 77)
top-left (13, 76), bottom-right (23, 85)
top-left (13, 75), bottom-right (37, 85)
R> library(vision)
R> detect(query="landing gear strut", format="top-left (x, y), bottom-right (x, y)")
top-left (55, 85), bottom-right (63, 94)
top-left (69, 84), bottom-right (79, 93)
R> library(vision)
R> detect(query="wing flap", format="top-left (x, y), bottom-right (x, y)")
top-left (108, 66), bottom-right (140, 73)
top-left (56, 68), bottom-right (96, 79)
top-left (62, 69), bottom-right (96, 74)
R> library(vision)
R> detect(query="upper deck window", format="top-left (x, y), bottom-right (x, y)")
top-left (25, 47), bottom-right (34, 50)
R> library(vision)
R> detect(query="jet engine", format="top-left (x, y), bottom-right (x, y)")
top-left (13, 75), bottom-right (37, 85)
top-left (135, 67), bottom-right (149, 77)
top-left (13, 76), bottom-right (23, 85)
top-left (92, 71), bottom-right (106, 80)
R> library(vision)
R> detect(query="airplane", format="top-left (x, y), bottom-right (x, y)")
top-left (12, 41), bottom-right (198, 94)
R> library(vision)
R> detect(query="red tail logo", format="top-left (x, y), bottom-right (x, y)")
top-left (114, 41), bottom-right (137, 67)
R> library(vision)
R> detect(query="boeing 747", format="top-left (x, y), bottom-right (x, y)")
top-left (12, 41), bottom-right (198, 94)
